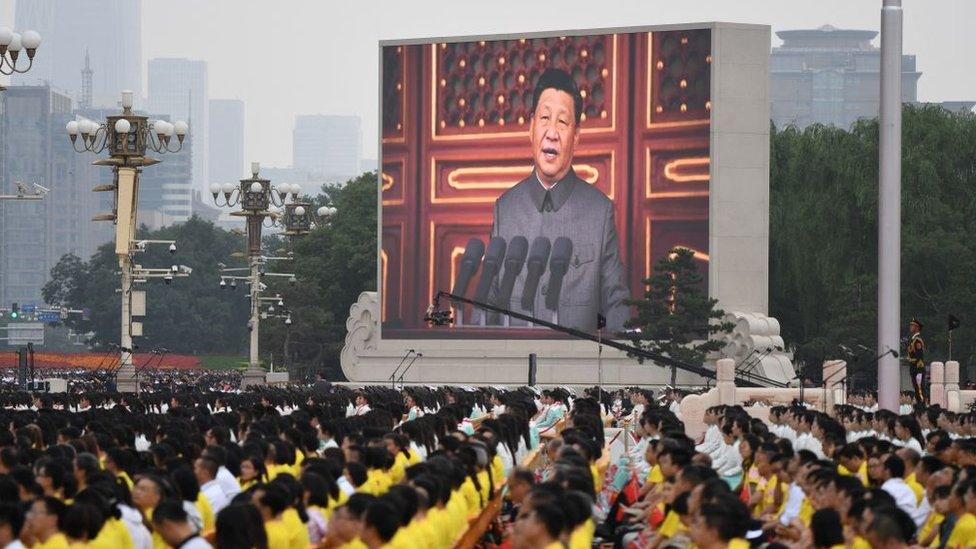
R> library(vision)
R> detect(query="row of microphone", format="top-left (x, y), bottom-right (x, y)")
top-left (451, 235), bottom-right (574, 313)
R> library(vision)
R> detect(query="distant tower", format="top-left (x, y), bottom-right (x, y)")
top-left (80, 49), bottom-right (93, 109)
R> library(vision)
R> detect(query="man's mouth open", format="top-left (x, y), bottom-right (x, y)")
top-left (541, 147), bottom-right (559, 161)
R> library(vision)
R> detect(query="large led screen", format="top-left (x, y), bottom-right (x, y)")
top-left (381, 28), bottom-right (711, 338)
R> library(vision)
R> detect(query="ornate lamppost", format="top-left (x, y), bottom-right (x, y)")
top-left (67, 90), bottom-right (187, 392)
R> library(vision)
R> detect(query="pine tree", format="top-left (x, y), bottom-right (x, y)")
top-left (624, 247), bottom-right (734, 384)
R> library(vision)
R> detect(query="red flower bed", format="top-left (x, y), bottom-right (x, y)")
top-left (0, 352), bottom-right (201, 370)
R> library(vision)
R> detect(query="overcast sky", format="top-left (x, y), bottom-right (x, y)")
top-left (7, 0), bottom-right (975, 168)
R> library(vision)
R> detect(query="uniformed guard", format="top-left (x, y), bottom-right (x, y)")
top-left (907, 317), bottom-right (926, 402)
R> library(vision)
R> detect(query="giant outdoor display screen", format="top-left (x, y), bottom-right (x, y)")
top-left (381, 28), bottom-right (712, 339)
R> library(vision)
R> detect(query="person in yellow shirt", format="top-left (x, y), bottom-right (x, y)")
top-left (26, 497), bottom-right (70, 549)
top-left (362, 498), bottom-right (405, 549)
top-left (943, 480), bottom-right (976, 549)
top-left (320, 494), bottom-right (374, 549)
top-left (384, 433), bottom-right (412, 485)
top-left (511, 500), bottom-right (566, 549)
top-left (252, 483), bottom-right (305, 549)
top-left (238, 456), bottom-right (268, 492)
top-left (810, 508), bottom-right (846, 549)
top-left (688, 497), bottom-right (752, 549)
top-left (73, 486), bottom-right (134, 549)
top-left (919, 484), bottom-right (951, 547)
top-left (214, 501), bottom-right (270, 549)
top-left (837, 444), bottom-right (868, 486)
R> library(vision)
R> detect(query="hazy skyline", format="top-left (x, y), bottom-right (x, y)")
top-left (2, 0), bottom-right (973, 170)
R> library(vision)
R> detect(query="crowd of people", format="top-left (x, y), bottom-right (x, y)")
top-left (0, 382), bottom-right (974, 548)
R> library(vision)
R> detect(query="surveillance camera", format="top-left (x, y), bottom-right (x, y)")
top-left (289, 276), bottom-right (297, 284)
top-left (230, 280), bottom-right (237, 290)
top-left (163, 275), bottom-right (173, 285)
top-left (135, 241), bottom-right (147, 252)
top-left (169, 243), bottom-right (177, 254)
top-left (285, 316), bottom-right (292, 326)
top-left (32, 183), bottom-right (50, 195)
top-left (219, 279), bottom-right (227, 289)
top-left (179, 265), bottom-right (193, 275)
top-left (260, 312), bottom-right (268, 320)
top-left (170, 265), bottom-right (179, 273)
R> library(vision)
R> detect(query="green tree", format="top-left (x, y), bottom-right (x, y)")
top-left (43, 216), bottom-right (251, 354)
top-left (769, 105), bottom-right (976, 384)
top-left (625, 247), bottom-right (734, 384)
top-left (259, 172), bottom-right (378, 377)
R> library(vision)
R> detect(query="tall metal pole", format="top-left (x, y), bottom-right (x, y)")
top-left (248, 258), bottom-right (261, 374)
top-left (241, 212), bottom-right (266, 388)
top-left (877, 0), bottom-right (903, 411)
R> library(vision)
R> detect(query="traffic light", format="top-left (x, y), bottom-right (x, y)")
top-left (10, 303), bottom-right (19, 319)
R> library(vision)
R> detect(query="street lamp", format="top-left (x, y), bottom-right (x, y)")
top-left (66, 90), bottom-right (188, 393)
top-left (211, 163), bottom-right (305, 387)
top-left (0, 26), bottom-right (41, 89)
top-left (280, 201), bottom-right (337, 236)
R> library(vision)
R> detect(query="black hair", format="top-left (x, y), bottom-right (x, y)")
top-left (0, 503), bottom-right (24, 541)
top-left (216, 504), bottom-right (268, 549)
top-left (811, 508), bottom-right (845, 547)
top-left (151, 499), bottom-right (188, 524)
top-left (364, 498), bottom-right (400, 543)
top-left (883, 454), bottom-right (905, 478)
top-left (531, 500), bottom-right (567, 539)
top-left (531, 68), bottom-right (584, 125)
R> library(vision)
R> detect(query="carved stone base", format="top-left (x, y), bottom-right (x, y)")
top-left (241, 367), bottom-right (266, 388)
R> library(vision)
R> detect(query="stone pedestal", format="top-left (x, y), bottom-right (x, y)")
top-left (716, 358), bottom-right (736, 405)
top-left (242, 368), bottom-right (266, 388)
top-left (946, 360), bottom-right (960, 412)
top-left (822, 360), bottom-right (847, 412)
top-left (930, 362), bottom-right (945, 408)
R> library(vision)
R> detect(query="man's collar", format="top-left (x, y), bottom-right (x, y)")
top-left (528, 168), bottom-right (580, 213)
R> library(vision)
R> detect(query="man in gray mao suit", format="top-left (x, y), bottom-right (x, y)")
top-left (488, 68), bottom-right (630, 333)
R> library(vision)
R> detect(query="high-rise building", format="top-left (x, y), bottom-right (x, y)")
top-left (13, 0), bottom-right (141, 109)
top-left (770, 25), bottom-right (921, 130)
top-left (292, 115), bottom-right (361, 178)
top-left (0, 86), bottom-right (112, 307)
top-left (136, 113), bottom-right (193, 227)
top-left (147, 58), bottom-right (208, 197)
top-left (208, 99), bottom-right (245, 184)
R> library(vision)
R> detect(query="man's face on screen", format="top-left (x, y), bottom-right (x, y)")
top-left (530, 88), bottom-right (579, 186)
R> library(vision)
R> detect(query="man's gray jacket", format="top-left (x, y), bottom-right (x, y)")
top-left (486, 168), bottom-right (630, 333)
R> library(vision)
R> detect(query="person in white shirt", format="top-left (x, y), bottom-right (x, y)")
top-left (711, 426), bottom-right (742, 478)
top-left (194, 457), bottom-right (229, 515)
top-left (352, 394), bottom-right (372, 416)
top-left (893, 416), bottom-right (926, 456)
top-left (201, 446), bottom-right (241, 501)
top-left (151, 500), bottom-right (214, 549)
top-left (872, 454), bottom-right (925, 527)
top-left (0, 501), bottom-right (25, 549)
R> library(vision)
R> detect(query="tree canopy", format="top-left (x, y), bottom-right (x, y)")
top-left (770, 104), bottom-right (976, 383)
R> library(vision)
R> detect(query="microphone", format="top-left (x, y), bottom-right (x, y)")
top-left (494, 236), bottom-right (528, 308)
top-left (544, 237), bottom-right (573, 311)
top-left (451, 238), bottom-right (485, 298)
top-left (474, 237), bottom-right (507, 302)
top-left (520, 237), bottom-right (551, 311)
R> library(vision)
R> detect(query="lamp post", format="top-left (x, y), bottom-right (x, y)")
top-left (211, 167), bottom-right (335, 386)
top-left (0, 26), bottom-right (42, 90)
top-left (67, 90), bottom-right (187, 392)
